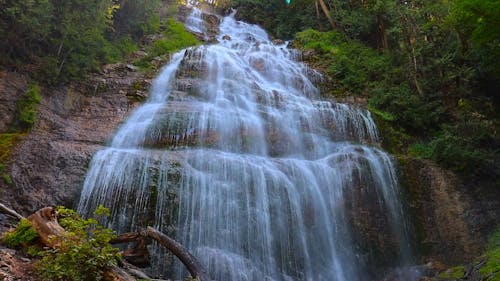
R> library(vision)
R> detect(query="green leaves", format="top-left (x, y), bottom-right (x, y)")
top-left (2, 219), bottom-right (39, 248)
top-left (449, 0), bottom-right (500, 78)
top-left (36, 206), bottom-right (120, 281)
top-left (15, 84), bottom-right (41, 131)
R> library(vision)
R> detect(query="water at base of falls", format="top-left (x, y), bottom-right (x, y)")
top-left (78, 7), bottom-right (418, 281)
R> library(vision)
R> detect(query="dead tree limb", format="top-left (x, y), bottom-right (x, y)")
top-left (111, 227), bottom-right (211, 281)
top-left (110, 230), bottom-right (150, 267)
top-left (146, 226), bottom-right (211, 281)
top-left (0, 203), bottom-right (24, 220)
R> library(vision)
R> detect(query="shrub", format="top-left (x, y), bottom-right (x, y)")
top-left (2, 219), bottom-right (38, 248)
top-left (15, 84), bottom-right (41, 130)
top-left (35, 206), bottom-right (120, 281)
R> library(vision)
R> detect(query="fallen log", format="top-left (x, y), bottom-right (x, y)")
top-left (146, 226), bottom-right (211, 281)
top-left (111, 227), bottom-right (211, 281)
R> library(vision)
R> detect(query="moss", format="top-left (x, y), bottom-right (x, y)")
top-left (150, 18), bottom-right (200, 56)
top-left (2, 219), bottom-right (39, 248)
top-left (479, 228), bottom-right (500, 280)
top-left (0, 133), bottom-right (22, 185)
top-left (438, 265), bottom-right (465, 279)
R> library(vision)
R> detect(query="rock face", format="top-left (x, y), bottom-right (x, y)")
top-left (0, 246), bottom-right (38, 281)
top-left (399, 158), bottom-right (500, 266)
top-left (0, 66), bottom-right (151, 216)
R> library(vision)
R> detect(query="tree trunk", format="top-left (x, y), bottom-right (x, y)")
top-left (317, 0), bottom-right (337, 30)
top-left (315, 1), bottom-right (324, 31)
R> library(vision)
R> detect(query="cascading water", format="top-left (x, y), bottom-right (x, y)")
top-left (78, 7), bottom-right (418, 281)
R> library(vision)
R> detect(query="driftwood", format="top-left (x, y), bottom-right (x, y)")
top-left (0, 203), bottom-right (24, 220)
top-left (111, 226), bottom-right (211, 281)
top-left (27, 207), bottom-right (66, 247)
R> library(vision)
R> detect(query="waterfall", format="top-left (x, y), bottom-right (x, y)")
top-left (78, 8), bottom-right (417, 281)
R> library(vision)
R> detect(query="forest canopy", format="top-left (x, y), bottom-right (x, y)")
top-left (0, 0), bottom-right (162, 83)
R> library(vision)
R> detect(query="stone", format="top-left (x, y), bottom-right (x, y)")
top-left (272, 39), bottom-right (285, 45)
top-left (222, 34), bottom-right (231, 41)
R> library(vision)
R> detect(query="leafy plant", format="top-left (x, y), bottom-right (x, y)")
top-left (2, 219), bottom-right (39, 248)
top-left (15, 84), bottom-right (41, 130)
top-left (35, 206), bottom-right (120, 281)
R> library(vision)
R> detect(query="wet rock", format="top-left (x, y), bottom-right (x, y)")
top-left (222, 34), bottom-right (231, 41)
top-left (272, 39), bottom-right (285, 45)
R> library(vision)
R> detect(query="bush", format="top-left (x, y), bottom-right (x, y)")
top-left (102, 37), bottom-right (139, 63)
top-left (2, 219), bottom-right (38, 248)
top-left (35, 206), bottom-right (120, 281)
top-left (14, 84), bottom-right (41, 130)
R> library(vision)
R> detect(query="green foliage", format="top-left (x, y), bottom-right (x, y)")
top-left (294, 29), bottom-right (344, 53)
top-left (408, 98), bottom-right (498, 177)
top-left (0, 0), bottom-right (163, 84)
top-left (150, 18), bottom-right (200, 56)
top-left (102, 37), bottom-right (139, 63)
top-left (15, 84), bottom-right (42, 130)
top-left (0, 0), bottom-right (53, 68)
top-left (112, 0), bottom-right (162, 40)
top-left (449, 0), bottom-right (500, 79)
top-left (437, 265), bottom-right (465, 279)
top-left (35, 206), bottom-right (119, 281)
top-left (2, 219), bottom-right (39, 248)
top-left (480, 228), bottom-right (500, 279)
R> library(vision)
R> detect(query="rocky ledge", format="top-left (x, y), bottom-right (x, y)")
top-left (0, 59), bottom-right (153, 217)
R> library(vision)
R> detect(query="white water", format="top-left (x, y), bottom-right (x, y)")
top-left (78, 8), bottom-right (415, 281)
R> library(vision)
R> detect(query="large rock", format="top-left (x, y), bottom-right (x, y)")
top-left (399, 158), bottom-right (500, 266)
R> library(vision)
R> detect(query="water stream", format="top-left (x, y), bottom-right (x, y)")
top-left (78, 7), bottom-right (416, 281)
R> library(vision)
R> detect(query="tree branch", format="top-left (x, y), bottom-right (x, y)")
top-left (0, 203), bottom-right (24, 220)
